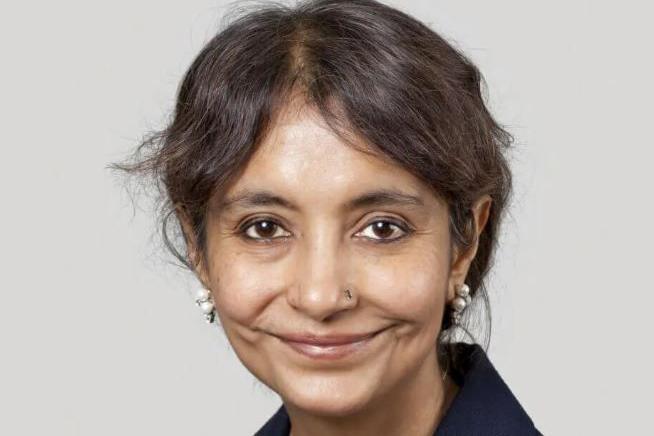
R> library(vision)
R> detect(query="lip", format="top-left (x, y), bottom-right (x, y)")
top-left (276, 327), bottom-right (389, 360)
top-left (276, 330), bottom-right (382, 346)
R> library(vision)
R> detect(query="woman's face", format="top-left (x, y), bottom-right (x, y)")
top-left (188, 103), bottom-right (487, 416)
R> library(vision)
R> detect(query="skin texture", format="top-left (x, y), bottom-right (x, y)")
top-left (182, 100), bottom-right (491, 436)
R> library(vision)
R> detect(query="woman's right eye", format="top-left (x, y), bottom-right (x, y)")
top-left (240, 219), bottom-right (291, 242)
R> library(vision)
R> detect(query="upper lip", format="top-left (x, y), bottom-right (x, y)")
top-left (275, 328), bottom-right (387, 346)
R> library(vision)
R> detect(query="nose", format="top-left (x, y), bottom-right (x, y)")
top-left (286, 231), bottom-right (356, 321)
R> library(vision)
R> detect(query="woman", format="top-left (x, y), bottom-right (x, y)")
top-left (112, 0), bottom-right (542, 434)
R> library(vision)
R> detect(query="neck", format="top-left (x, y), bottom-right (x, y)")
top-left (286, 349), bottom-right (458, 436)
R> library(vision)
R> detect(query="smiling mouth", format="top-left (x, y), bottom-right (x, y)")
top-left (277, 327), bottom-right (390, 360)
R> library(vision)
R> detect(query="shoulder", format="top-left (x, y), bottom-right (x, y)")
top-left (254, 403), bottom-right (290, 436)
top-left (435, 342), bottom-right (542, 435)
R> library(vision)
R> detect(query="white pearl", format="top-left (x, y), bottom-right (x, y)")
top-left (200, 301), bottom-right (215, 314)
top-left (453, 296), bottom-right (467, 312)
top-left (457, 284), bottom-right (470, 297)
top-left (196, 288), bottom-right (210, 300)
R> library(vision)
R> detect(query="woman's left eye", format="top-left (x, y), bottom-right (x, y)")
top-left (356, 219), bottom-right (410, 242)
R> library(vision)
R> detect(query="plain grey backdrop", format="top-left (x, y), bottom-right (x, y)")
top-left (1, 0), bottom-right (652, 434)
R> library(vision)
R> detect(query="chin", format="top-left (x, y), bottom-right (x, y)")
top-left (279, 373), bottom-right (379, 417)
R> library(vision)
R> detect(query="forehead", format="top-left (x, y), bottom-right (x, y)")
top-left (219, 104), bottom-right (438, 212)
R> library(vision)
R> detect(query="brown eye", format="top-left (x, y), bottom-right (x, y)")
top-left (240, 219), bottom-right (290, 241)
top-left (372, 221), bottom-right (395, 238)
top-left (357, 219), bottom-right (411, 243)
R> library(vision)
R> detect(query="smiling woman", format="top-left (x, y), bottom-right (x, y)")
top-left (109, 0), bottom-right (541, 434)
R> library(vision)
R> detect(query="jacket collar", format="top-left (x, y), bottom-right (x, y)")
top-left (255, 342), bottom-right (541, 435)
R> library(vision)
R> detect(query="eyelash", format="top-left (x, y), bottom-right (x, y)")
top-left (237, 217), bottom-right (413, 245)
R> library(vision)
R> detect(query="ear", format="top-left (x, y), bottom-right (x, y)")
top-left (175, 204), bottom-right (212, 289)
top-left (447, 194), bottom-right (493, 300)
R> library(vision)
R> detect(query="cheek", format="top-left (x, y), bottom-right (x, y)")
top-left (361, 247), bottom-right (450, 322)
top-left (207, 253), bottom-right (278, 324)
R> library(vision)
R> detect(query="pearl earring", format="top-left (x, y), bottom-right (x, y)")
top-left (450, 283), bottom-right (471, 326)
top-left (195, 287), bottom-right (216, 323)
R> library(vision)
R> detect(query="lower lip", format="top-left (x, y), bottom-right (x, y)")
top-left (280, 330), bottom-right (384, 360)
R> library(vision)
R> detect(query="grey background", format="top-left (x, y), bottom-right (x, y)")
top-left (1, 0), bottom-right (651, 434)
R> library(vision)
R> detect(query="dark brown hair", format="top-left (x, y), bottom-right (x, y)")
top-left (109, 0), bottom-right (514, 371)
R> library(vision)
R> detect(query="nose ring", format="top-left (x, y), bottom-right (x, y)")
top-left (345, 289), bottom-right (353, 300)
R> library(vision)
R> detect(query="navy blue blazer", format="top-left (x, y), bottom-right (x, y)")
top-left (255, 342), bottom-right (542, 435)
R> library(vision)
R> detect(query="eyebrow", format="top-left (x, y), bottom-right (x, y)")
top-left (216, 188), bottom-right (425, 214)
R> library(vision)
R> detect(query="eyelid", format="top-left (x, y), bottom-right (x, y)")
top-left (237, 216), bottom-right (291, 242)
top-left (355, 216), bottom-right (413, 242)
top-left (238, 215), bottom-right (283, 230)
